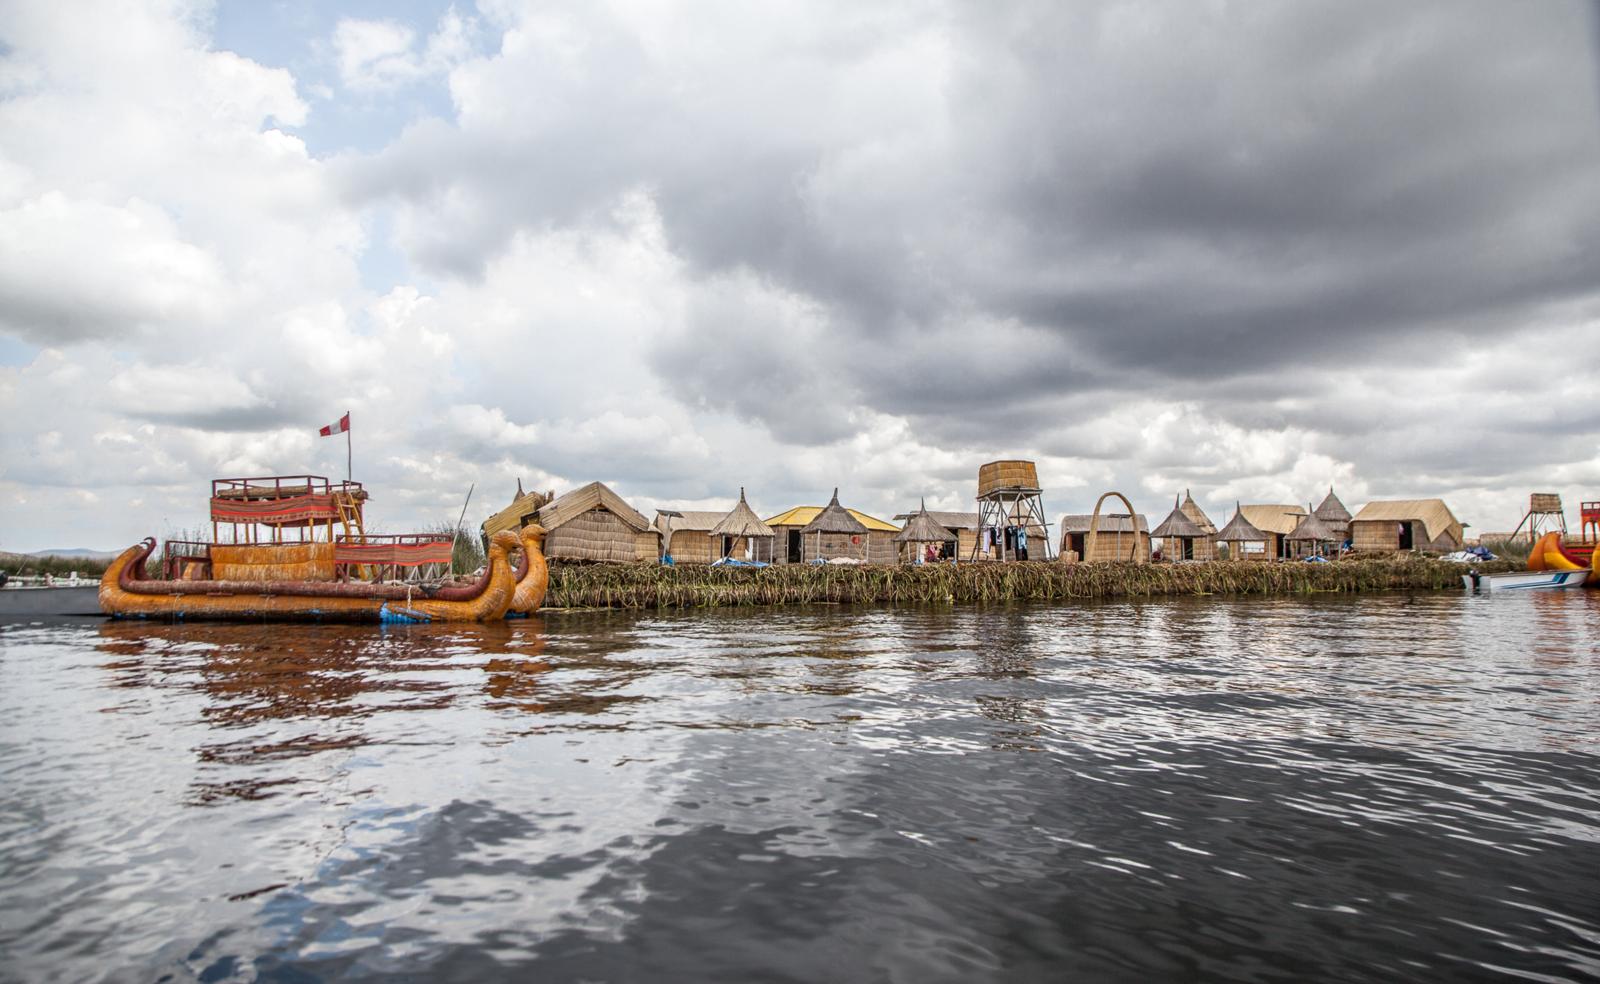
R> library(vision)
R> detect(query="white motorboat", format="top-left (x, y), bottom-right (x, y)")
top-left (1462, 569), bottom-right (1589, 593)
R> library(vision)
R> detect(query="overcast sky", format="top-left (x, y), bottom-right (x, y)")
top-left (3, 0), bottom-right (1599, 552)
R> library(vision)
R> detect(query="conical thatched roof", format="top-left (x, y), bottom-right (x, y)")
top-left (1315, 487), bottom-right (1352, 524)
top-left (800, 488), bottom-right (868, 535)
top-left (1151, 496), bottom-right (1205, 539)
top-left (893, 499), bottom-right (955, 542)
top-left (708, 488), bottom-right (775, 538)
top-left (1215, 502), bottom-right (1267, 542)
top-left (1287, 507), bottom-right (1335, 542)
top-left (1180, 489), bottom-right (1217, 535)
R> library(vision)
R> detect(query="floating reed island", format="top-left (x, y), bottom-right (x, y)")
top-left (479, 461), bottom-right (1565, 611)
top-left (544, 555), bottom-right (1517, 610)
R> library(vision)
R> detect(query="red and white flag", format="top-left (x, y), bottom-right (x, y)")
top-left (318, 412), bottom-right (350, 437)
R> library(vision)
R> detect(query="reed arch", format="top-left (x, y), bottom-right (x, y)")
top-left (1085, 491), bottom-right (1144, 564)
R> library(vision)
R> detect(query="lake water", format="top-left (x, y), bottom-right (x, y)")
top-left (2, 592), bottom-right (1598, 982)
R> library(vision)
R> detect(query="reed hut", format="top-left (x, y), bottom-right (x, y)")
top-left (893, 500), bottom-right (957, 564)
top-left (707, 489), bottom-right (776, 563)
top-left (767, 491), bottom-right (898, 564)
top-left (652, 510), bottom-right (726, 564)
top-left (1180, 490), bottom-right (1217, 533)
top-left (1314, 488), bottom-right (1353, 547)
top-left (1058, 513), bottom-right (1151, 563)
top-left (1176, 489), bottom-right (1219, 560)
top-left (1216, 503), bottom-right (1269, 560)
top-left (1286, 506), bottom-right (1337, 558)
top-left (1349, 499), bottom-right (1464, 553)
top-left (482, 484), bottom-right (554, 538)
top-left (535, 481), bottom-right (658, 563)
top-left (892, 509), bottom-right (979, 560)
top-left (1151, 496), bottom-right (1209, 562)
top-left (1240, 505), bottom-right (1308, 560)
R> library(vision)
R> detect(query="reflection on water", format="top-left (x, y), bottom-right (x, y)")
top-left (2, 592), bottom-right (1599, 982)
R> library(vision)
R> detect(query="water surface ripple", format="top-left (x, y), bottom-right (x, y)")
top-left (2, 592), bottom-right (1598, 982)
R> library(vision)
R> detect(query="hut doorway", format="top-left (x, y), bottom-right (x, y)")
top-left (787, 530), bottom-right (803, 563)
top-left (1067, 532), bottom-right (1086, 558)
top-left (1398, 522), bottom-right (1414, 551)
top-left (1180, 538), bottom-right (1194, 561)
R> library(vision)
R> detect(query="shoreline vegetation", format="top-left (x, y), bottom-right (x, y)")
top-left (543, 555), bottom-right (1518, 610)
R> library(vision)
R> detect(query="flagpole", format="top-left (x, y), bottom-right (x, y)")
top-left (346, 411), bottom-right (352, 482)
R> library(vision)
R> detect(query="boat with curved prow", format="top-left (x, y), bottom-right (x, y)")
top-left (100, 530), bottom-right (523, 622)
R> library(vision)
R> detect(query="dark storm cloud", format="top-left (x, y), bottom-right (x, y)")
top-left (350, 0), bottom-right (1600, 452)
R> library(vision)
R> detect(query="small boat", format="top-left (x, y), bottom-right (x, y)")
top-left (1462, 568), bottom-right (1589, 592)
top-left (0, 583), bottom-right (103, 619)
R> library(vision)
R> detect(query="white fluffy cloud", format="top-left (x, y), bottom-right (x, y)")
top-left (1, 0), bottom-right (1597, 553)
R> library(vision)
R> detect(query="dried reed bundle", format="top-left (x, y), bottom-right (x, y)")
top-left (543, 556), bottom-right (1514, 610)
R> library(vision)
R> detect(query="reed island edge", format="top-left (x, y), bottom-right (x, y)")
top-left (541, 555), bottom-right (1516, 611)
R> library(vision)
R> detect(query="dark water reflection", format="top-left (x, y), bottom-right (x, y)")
top-left (2, 592), bottom-right (1599, 982)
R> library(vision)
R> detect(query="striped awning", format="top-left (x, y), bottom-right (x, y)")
top-left (333, 536), bottom-right (454, 567)
top-left (210, 493), bottom-right (340, 526)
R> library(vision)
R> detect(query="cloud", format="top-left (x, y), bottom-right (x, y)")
top-left (333, 7), bottom-right (478, 92)
top-left (0, 194), bottom-right (228, 342)
top-left (2, 0), bottom-right (1599, 551)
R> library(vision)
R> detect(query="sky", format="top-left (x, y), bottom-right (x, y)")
top-left (2, 0), bottom-right (1599, 552)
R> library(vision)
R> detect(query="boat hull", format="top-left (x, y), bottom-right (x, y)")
top-left (0, 585), bottom-right (103, 619)
top-left (1463, 569), bottom-right (1589, 592)
top-left (99, 531), bottom-right (521, 622)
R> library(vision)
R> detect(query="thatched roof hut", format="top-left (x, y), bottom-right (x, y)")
top-left (653, 510), bottom-right (728, 564)
top-left (1314, 488), bottom-right (1353, 543)
top-left (1240, 504), bottom-right (1308, 560)
top-left (893, 500), bottom-right (956, 564)
top-left (1151, 496), bottom-right (1212, 562)
top-left (767, 499), bottom-right (897, 564)
top-left (482, 484), bottom-right (554, 538)
top-left (766, 489), bottom-right (897, 564)
top-left (1059, 513), bottom-right (1150, 563)
top-left (1286, 506), bottom-right (1337, 557)
top-left (893, 508), bottom-right (978, 560)
top-left (1216, 503), bottom-right (1269, 560)
top-left (796, 488), bottom-right (869, 563)
top-left (1180, 489), bottom-right (1218, 535)
top-left (707, 489), bottom-right (776, 562)
top-left (536, 481), bottom-right (658, 563)
top-left (1349, 499), bottom-right (1464, 552)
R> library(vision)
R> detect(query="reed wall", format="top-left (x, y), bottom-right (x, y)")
top-left (543, 556), bottom-right (1513, 610)
top-left (211, 542), bottom-right (335, 581)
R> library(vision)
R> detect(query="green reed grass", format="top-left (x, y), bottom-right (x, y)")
top-left (544, 556), bottom-right (1517, 610)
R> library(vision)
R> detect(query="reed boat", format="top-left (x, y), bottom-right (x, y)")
top-left (508, 523), bottom-right (549, 615)
top-left (100, 530), bottom-right (522, 622)
top-left (98, 473), bottom-right (536, 622)
top-left (1525, 531), bottom-right (1596, 573)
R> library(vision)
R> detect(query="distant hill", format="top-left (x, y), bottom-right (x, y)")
top-left (21, 548), bottom-right (120, 561)
top-left (1, 549), bottom-right (117, 577)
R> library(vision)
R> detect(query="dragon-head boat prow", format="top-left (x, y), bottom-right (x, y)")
top-left (510, 523), bottom-right (550, 615)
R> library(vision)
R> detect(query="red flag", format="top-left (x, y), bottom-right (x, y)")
top-left (318, 412), bottom-right (350, 437)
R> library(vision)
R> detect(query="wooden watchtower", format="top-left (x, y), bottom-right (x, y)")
top-left (970, 460), bottom-right (1053, 561)
top-left (1511, 493), bottom-right (1566, 541)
